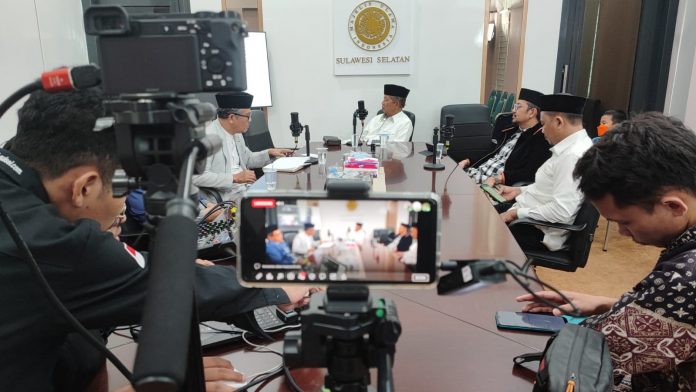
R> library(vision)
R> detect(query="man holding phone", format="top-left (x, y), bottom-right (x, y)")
top-left (517, 113), bottom-right (696, 391)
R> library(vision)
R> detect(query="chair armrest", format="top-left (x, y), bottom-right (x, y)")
top-left (508, 217), bottom-right (587, 232)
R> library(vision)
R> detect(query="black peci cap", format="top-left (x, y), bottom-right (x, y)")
top-left (539, 94), bottom-right (586, 115)
top-left (215, 92), bottom-right (254, 109)
top-left (304, 222), bottom-right (315, 229)
top-left (518, 88), bottom-right (544, 108)
top-left (384, 84), bottom-right (410, 98)
top-left (400, 222), bottom-right (411, 228)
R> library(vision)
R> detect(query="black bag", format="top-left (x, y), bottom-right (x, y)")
top-left (513, 324), bottom-right (613, 392)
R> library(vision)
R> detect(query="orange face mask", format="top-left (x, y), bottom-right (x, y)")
top-left (596, 124), bottom-right (610, 136)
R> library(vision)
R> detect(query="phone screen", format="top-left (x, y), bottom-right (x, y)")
top-left (238, 192), bottom-right (439, 286)
top-left (495, 311), bottom-right (566, 333)
top-left (480, 184), bottom-right (507, 203)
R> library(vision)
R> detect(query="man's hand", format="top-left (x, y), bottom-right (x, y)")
top-left (458, 159), bottom-right (471, 168)
top-left (233, 170), bottom-right (256, 184)
top-left (114, 357), bottom-right (244, 392)
top-left (201, 202), bottom-right (223, 222)
top-left (516, 290), bottom-right (617, 317)
top-left (269, 148), bottom-right (294, 158)
top-left (483, 177), bottom-right (496, 187)
top-left (500, 208), bottom-right (518, 223)
top-left (278, 286), bottom-right (321, 311)
top-left (498, 185), bottom-right (521, 201)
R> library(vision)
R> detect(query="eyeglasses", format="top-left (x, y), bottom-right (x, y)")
top-left (233, 112), bottom-right (252, 121)
top-left (512, 103), bottom-right (530, 111)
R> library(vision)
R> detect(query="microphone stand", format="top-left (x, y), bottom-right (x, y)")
top-left (351, 111), bottom-right (361, 149)
top-left (304, 125), bottom-right (318, 164)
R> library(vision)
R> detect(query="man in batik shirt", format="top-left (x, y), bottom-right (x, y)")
top-left (516, 112), bottom-right (696, 391)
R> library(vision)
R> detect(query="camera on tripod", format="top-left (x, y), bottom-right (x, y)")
top-left (85, 5), bottom-right (249, 216)
top-left (84, 5), bottom-right (247, 95)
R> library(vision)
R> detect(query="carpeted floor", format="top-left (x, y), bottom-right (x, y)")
top-left (535, 216), bottom-right (662, 299)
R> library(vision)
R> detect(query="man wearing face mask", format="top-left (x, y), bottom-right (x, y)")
top-left (596, 109), bottom-right (627, 137)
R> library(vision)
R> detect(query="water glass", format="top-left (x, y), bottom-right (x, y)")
top-left (263, 167), bottom-right (277, 190)
top-left (436, 143), bottom-right (445, 162)
top-left (379, 134), bottom-right (389, 147)
top-left (316, 147), bottom-right (328, 165)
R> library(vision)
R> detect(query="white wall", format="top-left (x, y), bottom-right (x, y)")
top-left (665, 0), bottom-right (696, 122)
top-left (685, 50), bottom-right (696, 130)
top-left (520, 0), bottom-right (562, 94)
top-left (262, 0), bottom-right (486, 148)
top-left (0, 0), bottom-right (88, 145)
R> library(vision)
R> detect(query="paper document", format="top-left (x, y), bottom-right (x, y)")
top-left (264, 157), bottom-right (310, 172)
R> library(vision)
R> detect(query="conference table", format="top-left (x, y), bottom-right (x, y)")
top-left (107, 142), bottom-right (547, 391)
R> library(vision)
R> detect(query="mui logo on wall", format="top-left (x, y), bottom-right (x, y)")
top-left (334, 0), bottom-right (413, 75)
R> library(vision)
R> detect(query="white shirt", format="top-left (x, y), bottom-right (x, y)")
top-left (401, 240), bottom-right (418, 265)
top-left (360, 111), bottom-right (413, 144)
top-left (292, 231), bottom-right (315, 255)
top-left (349, 228), bottom-right (366, 245)
top-left (387, 235), bottom-right (403, 251)
top-left (513, 129), bottom-right (593, 251)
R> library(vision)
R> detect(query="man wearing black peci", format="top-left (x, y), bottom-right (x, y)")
top-left (459, 88), bottom-right (551, 186)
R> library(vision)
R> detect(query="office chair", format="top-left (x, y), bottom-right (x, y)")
top-left (490, 92), bottom-right (508, 123)
top-left (486, 90), bottom-right (498, 113)
top-left (242, 109), bottom-right (275, 178)
top-left (491, 112), bottom-right (514, 149)
top-left (502, 93), bottom-right (515, 113)
top-left (508, 200), bottom-right (600, 272)
top-left (376, 109), bottom-right (416, 141)
top-left (440, 104), bottom-right (493, 163)
top-left (243, 110), bottom-right (275, 151)
top-left (283, 232), bottom-right (297, 248)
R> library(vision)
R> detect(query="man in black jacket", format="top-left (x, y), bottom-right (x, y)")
top-left (460, 88), bottom-right (551, 186)
top-left (0, 88), bottom-right (307, 391)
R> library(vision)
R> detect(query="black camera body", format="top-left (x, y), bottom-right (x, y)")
top-left (85, 5), bottom-right (247, 95)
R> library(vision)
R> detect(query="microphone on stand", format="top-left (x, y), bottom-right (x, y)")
top-left (356, 100), bottom-right (368, 126)
top-left (441, 114), bottom-right (455, 156)
top-left (352, 100), bottom-right (369, 147)
top-left (290, 112), bottom-right (303, 150)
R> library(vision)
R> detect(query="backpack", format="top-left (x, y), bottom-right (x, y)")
top-left (513, 324), bottom-right (614, 392)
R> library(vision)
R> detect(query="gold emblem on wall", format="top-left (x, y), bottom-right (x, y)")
top-left (348, 1), bottom-right (397, 51)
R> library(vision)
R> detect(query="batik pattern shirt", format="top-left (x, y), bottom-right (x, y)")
top-left (583, 226), bottom-right (696, 391)
top-left (466, 130), bottom-right (522, 184)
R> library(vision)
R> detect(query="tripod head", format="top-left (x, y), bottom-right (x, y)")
top-left (284, 285), bottom-right (401, 392)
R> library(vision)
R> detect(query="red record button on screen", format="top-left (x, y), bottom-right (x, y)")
top-left (251, 198), bottom-right (276, 208)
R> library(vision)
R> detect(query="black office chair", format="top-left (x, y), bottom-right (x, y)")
top-left (376, 109), bottom-right (416, 141)
top-left (242, 110), bottom-right (275, 178)
top-left (243, 110), bottom-right (275, 151)
top-left (508, 201), bottom-right (600, 272)
top-left (440, 104), bottom-right (493, 163)
top-left (283, 232), bottom-right (297, 248)
top-left (491, 112), bottom-right (514, 148)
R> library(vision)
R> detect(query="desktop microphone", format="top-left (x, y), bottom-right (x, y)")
top-left (290, 112), bottom-right (304, 150)
top-left (356, 100), bottom-right (368, 125)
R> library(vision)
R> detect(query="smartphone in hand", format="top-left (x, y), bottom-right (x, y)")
top-left (495, 311), bottom-right (566, 333)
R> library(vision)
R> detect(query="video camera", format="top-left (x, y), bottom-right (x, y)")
top-left (85, 5), bottom-right (248, 216)
top-left (84, 5), bottom-right (247, 95)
